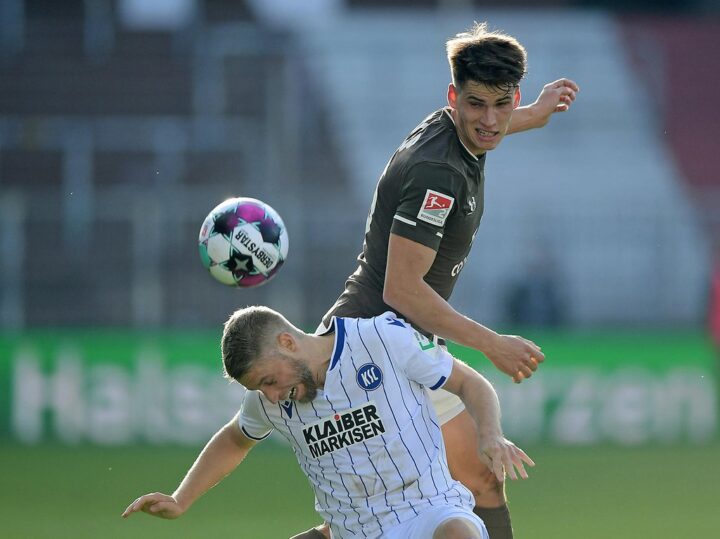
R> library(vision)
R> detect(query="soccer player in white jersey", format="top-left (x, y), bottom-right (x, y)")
top-left (122, 306), bottom-right (534, 538)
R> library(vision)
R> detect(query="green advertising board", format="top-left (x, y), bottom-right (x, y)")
top-left (448, 331), bottom-right (718, 445)
top-left (0, 330), bottom-right (238, 446)
top-left (0, 330), bottom-right (717, 445)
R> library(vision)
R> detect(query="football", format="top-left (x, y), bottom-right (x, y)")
top-left (198, 197), bottom-right (289, 287)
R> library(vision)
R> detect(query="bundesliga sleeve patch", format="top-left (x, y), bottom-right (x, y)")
top-left (413, 330), bottom-right (435, 352)
top-left (417, 189), bottom-right (454, 227)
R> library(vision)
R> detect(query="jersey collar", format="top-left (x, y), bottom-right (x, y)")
top-left (318, 317), bottom-right (345, 371)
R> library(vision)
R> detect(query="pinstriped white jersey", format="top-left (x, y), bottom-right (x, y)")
top-left (238, 312), bottom-right (474, 539)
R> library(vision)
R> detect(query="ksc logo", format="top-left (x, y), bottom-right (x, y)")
top-left (356, 363), bottom-right (383, 391)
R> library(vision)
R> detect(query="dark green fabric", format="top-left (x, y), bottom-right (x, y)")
top-left (474, 504), bottom-right (513, 539)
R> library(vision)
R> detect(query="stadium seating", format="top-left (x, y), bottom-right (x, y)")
top-left (294, 9), bottom-right (710, 326)
top-left (0, 1), bottom-right (357, 328)
top-left (0, 2), bottom-right (712, 328)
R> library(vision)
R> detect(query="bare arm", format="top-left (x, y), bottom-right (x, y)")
top-left (507, 78), bottom-right (579, 134)
top-left (384, 233), bottom-right (543, 382)
top-left (442, 358), bottom-right (534, 482)
top-left (122, 414), bottom-right (256, 519)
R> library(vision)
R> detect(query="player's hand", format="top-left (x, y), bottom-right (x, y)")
top-left (478, 436), bottom-right (535, 483)
top-left (529, 78), bottom-right (579, 127)
top-left (121, 492), bottom-right (184, 520)
top-left (486, 334), bottom-right (544, 383)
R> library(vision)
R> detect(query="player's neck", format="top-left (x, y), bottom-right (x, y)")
top-left (306, 333), bottom-right (335, 387)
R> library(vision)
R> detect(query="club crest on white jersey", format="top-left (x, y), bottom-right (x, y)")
top-left (302, 401), bottom-right (386, 459)
top-left (356, 363), bottom-right (383, 390)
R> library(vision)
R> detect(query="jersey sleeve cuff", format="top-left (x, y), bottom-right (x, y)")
top-left (391, 214), bottom-right (443, 250)
top-left (241, 425), bottom-right (272, 441)
top-left (428, 347), bottom-right (454, 390)
top-left (428, 375), bottom-right (448, 390)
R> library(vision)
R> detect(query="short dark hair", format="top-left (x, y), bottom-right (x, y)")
top-left (446, 22), bottom-right (527, 92)
top-left (221, 306), bottom-right (293, 382)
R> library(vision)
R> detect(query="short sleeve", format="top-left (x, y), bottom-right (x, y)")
top-left (237, 390), bottom-right (274, 441)
top-left (391, 162), bottom-right (465, 251)
top-left (376, 313), bottom-right (453, 390)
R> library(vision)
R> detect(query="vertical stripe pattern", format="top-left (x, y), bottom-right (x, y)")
top-left (239, 313), bottom-right (473, 538)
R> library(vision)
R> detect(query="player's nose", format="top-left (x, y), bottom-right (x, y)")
top-left (481, 107), bottom-right (498, 127)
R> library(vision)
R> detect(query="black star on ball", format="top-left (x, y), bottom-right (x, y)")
top-left (224, 251), bottom-right (255, 274)
top-left (259, 218), bottom-right (281, 244)
top-left (212, 210), bottom-right (240, 237)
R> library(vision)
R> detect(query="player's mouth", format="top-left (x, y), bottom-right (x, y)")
top-left (288, 386), bottom-right (297, 400)
top-left (475, 128), bottom-right (498, 141)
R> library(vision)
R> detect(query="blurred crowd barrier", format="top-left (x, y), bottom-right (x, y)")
top-left (0, 330), bottom-right (716, 445)
top-left (0, 0), bottom-right (360, 330)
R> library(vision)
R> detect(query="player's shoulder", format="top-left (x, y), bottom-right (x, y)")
top-left (240, 389), bottom-right (266, 415)
top-left (371, 312), bottom-right (438, 359)
top-left (401, 149), bottom-right (470, 198)
top-left (339, 312), bottom-right (403, 333)
top-left (404, 110), bottom-right (466, 165)
top-left (371, 310), bottom-right (407, 325)
top-left (344, 312), bottom-right (406, 336)
top-left (370, 312), bottom-right (415, 342)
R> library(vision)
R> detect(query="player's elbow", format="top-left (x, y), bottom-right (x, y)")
top-left (382, 284), bottom-right (398, 308)
top-left (383, 277), bottom-right (420, 314)
top-left (382, 279), bottom-right (407, 311)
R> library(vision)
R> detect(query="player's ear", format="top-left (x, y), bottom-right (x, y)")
top-left (277, 332), bottom-right (297, 353)
top-left (447, 83), bottom-right (458, 108)
top-left (513, 87), bottom-right (521, 109)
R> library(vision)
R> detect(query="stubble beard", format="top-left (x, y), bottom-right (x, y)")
top-left (293, 358), bottom-right (318, 403)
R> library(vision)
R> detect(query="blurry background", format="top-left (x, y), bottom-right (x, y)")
top-left (1, 0), bottom-right (719, 537)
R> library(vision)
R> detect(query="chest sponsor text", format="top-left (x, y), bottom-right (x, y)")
top-left (302, 401), bottom-right (385, 458)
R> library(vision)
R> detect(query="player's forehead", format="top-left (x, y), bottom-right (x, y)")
top-left (459, 80), bottom-right (515, 101)
top-left (239, 361), bottom-right (275, 390)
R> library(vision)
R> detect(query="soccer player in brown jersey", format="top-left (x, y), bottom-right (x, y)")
top-left (293, 22), bottom-right (579, 539)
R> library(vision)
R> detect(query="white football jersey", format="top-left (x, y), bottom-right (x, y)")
top-left (238, 312), bottom-right (474, 539)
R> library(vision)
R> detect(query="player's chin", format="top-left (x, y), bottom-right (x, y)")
top-left (474, 135), bottom-right (502, 151)
top-left (298, 385), bottom-right (317, 403)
